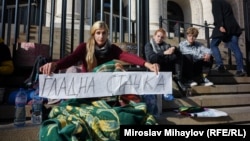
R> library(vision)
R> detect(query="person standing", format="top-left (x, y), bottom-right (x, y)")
top-left (210, 0), bottom-right (246, 76)
top-left (179, 27), bottom-right (214, 87)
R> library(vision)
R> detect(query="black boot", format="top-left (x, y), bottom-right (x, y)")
top-left (174, 63), bottom-right (187, 94)
top-left (174, 78), bottom-right (187, 93)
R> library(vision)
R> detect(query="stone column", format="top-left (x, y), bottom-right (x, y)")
top-left (149, 0), bottom-right (161, 35)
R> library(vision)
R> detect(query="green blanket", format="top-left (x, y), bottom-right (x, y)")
top-left (39, 99), bottom-right (157, 141)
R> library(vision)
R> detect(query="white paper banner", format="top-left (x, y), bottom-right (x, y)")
top-left (39, 72), bottom-right (172, 99)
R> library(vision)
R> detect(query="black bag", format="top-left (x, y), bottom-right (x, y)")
top-left (23, 55), bottom-right (49, 88)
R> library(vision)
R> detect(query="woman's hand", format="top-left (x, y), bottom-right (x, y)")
top-left (39, 62), bottom-right (57, 75)
top-left (144, 62), bottom-right (159, 74)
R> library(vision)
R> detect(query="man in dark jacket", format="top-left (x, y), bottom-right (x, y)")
top-left (210, 0), bottom-right (245, 76)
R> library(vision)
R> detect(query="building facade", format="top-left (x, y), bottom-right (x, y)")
top-left (46, 0), bottom-right (244, 40)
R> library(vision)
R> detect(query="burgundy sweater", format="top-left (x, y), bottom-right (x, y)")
top-left (56, 42), bottom-right (146, 72)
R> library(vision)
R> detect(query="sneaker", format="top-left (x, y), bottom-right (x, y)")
top-left (235, 70), bottom-right (246, 77)
top-left (200, 77), bottom-right (214, 86)
top-left (213, 65), bottom-right (226, 73)
top-left (185, 80), bottom-right (198, 87)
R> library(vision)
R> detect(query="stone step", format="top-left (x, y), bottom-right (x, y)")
top-left (162, 94), bottom-right (250, 109)
top-left (190, 84), bottom-right (250, 95)
top-left (157, 106), bottom-right (250, 125)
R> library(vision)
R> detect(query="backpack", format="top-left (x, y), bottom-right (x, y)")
top-left (23, 55), bottom-right (50, 89)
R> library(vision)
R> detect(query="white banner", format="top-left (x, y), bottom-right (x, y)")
top-left (39, 72), bottom-right (172, 99)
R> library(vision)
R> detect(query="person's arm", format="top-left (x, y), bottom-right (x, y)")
top-left (112, 44), bottom-right (159, 74)
top-left (144, 62), bottom-right (159, 74)
top-left (40, 43), bottom-right (87, 75)
top-left (212, 0), bottom-right (224, 28)
top-left (144, 42), bottom-right (164, 63)
top-left (199, 44), bottom-right (212, 62)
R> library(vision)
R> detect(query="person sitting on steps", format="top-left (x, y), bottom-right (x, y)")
top-left (179, 27), bottom-right (214, 87)
top-left (144, 28), bottom-right (186, 93)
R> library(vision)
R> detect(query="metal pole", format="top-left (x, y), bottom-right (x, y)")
top-left (109, 0), bottom-right (113, 42)
top-left (71, 0), bottom-right (75, 53)
top-left (100, 0), bottom-right (104, 21)
top-left (244, 0), bottom-right (250, 75)
top-left (79, 0), bottom-right (85, 43)
top-left (128, 0), bottom-right (131, 42)
top-left (60, 0), bottom-right (67, 58)
top-left (49, 0), bottom-right (55, 59)
top-left (136, 0), bottom-right (140, 57)
top-left (159, 16), bottom-right (162, 28)
top-left (26, 0), bottom-right (31, 42)
top-left (0, 0), bottom-right (7, 39)
top-left (204, 21), bottom-right (210, 48)
top-left (13, 0), bottom-right (19, 48)
top-left (38, 0), bottom-right (45, 44)
top-left (142, 0), bottom-right (149, 58)
top-left (119, 0), bottom-right (123, 42)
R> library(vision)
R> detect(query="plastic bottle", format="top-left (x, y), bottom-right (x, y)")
top-left (31, 88), bottom-right (43, 124)
top-left (14, 88), bottom-right (27, 127)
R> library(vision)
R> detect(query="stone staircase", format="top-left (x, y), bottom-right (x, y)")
top-left (0, 26), bottom-right (250, 140)
top-left (157, 69), bottom-right (250, 125)
top-left (156, 37), bottom-right (250, 125)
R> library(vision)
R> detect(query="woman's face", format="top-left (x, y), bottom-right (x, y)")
top-left (94, 28), bottom-right (108, 47)
top-left (153, 31), bottom-right (165, 44)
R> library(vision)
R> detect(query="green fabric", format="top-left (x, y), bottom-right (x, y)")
top-left (93, 60), bottom-right (116, 72)
top-left (39, 61), bottom-right (157, 141)
top-left (39, 99), bottom-right (157, 141)
top-left (93, 60), bottom-right (124, 73)
top-left (92, 60), bottom-right (124, 103)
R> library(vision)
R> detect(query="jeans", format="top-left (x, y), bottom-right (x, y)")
top-left (210, 35), bottom-right (244, 71)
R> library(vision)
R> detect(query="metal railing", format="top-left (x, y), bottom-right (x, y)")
top-left (159, 16), bottom-right (213, 48)
top-left (0, 0), bottom-right (149, 60)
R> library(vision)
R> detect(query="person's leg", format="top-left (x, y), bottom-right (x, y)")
top-left (182, 54), bottom-right (194, 80)
top-left (196, 60), bottom-right (214, 86)
top-left (210, 38), bottom-right (223, 65)
top-left (193, 60), bottom-right (203, 78)
top-left (210, 38), bottom-right (225, 72)
top-left (174, 56), bottom-right (187, 92)
top-left (194, 60), bottom-right (214, 86)
top-left (182, 54), bottom-right (197, 87)
top-left (227, 36), bottom-right (245, 71)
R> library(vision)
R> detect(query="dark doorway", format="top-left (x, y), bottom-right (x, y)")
top-left (167, 1), bottom-right (184, 35)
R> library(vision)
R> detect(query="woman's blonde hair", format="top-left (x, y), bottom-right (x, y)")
top-left (85, 21), bottom-right (109, 71)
